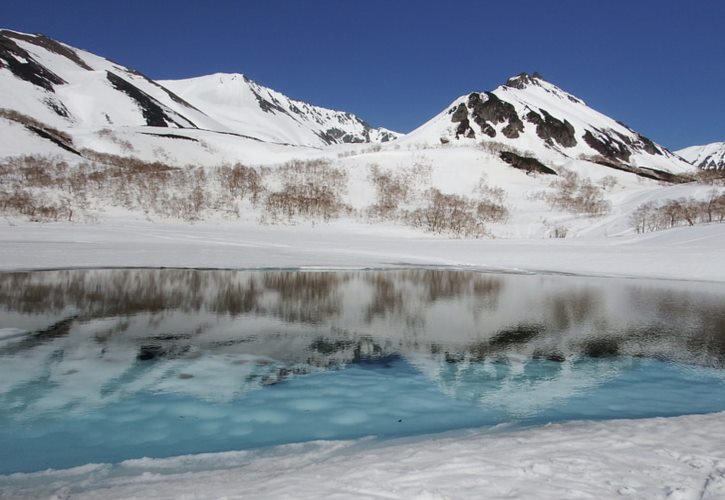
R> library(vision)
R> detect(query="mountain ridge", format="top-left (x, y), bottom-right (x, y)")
top-left (0, 29), bottom-right (710, 177)
top-left (677, 142), bottom-right (725, 170)
top-left (0, 28), bottom-right (398, 148)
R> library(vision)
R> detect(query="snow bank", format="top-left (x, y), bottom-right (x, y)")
top-left (2, 218), bottom-right (724, 282)
top-left (3, 412), bottom-right (725, 499)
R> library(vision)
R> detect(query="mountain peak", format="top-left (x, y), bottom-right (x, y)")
top-left (504, 72), bottom-right (545, 90)
top-left (404, 72), bottom-right (693, 177)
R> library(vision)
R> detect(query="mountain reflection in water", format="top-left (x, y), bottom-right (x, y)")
top-left (0, 269), bottom-right (724, 415)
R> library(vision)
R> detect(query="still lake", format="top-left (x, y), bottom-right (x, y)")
top-left (1, 268), bottom-right (724, 474)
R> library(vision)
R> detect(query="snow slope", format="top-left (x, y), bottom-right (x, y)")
top-left (678, 142), bottom-right (725, 170)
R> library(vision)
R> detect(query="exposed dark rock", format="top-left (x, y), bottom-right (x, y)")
top-left (582, 129), bottom-right (632, 163)
top-left (25, 125), bottom-right (81, 155)
top-left (481, 121), bottom-right (497, 138)
top-left (43, 97), bottom-right (70, 118)
top-left (106, 71), bottom-right (182, 128)
top-left (378, 131), bottom-right (396, 143)
top-left (636, 134), bottom-right (662, 155)
top-left (450, 103), bottom-right (468, 122)
top-left (638, 167), bottom-right (689, 184)
top-left (124, 67), bottom-right (205, 119)
top-left (501, 120), bottom-right (522, 139)
top-left (250, 86), bottom-right (288, 115)
top-left (319, 127), bottom-right (367, 144)
top-left (0, 32), bottom-right (66, 91)
top-left (504, 72), bottom-right (541, 90)
top-left (0, 30), bottom-right (92, 70)
top-left (450, 103), bottom-right (475, 138)
top-left (467, 92), bottom-right (524, 139)
top-left (589, 157), bottom-right (687, 183)
top-left (697, 158), bottom-right (725, 171)
top-left (499, 151), bottom-right (557, 175)
top-left (525, 109), bottom-right (576, 147)
top-left (455, 118), bottom-right (475, 139)
top-left (140, 132), bottom-right (200, 142)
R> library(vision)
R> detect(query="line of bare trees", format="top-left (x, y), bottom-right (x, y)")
top-left (630, 190), bottom-right (725, 233)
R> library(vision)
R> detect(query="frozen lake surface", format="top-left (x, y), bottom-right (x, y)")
top-left (1, 268), bottom-right (724, 474)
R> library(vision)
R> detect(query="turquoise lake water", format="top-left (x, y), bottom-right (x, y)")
top-left (1, 269), bottom-right (724, 474)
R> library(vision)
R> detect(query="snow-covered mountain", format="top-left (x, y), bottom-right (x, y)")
top-left (677, 142), bottom-right (725, 170)
top-left (0, 29), bottom-right (397, 149)
top-left (3, 28), bottom-right (721, 242)
top-left (402, 73), bottom-right (693, 179)
top-left (160, 73), bottom-right (398, 146)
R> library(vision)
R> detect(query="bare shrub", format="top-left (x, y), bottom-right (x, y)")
top-left (217, 163), bottom-right (264, 205)
top-left (478, 141), bottom-right (507, 155)
top-left (264, 159), bottom-right (349, 222)
top-left (0, 154), bottom-right (214, 223)
top-left (0, 186), bottom-right (72, 222)
top-left (367, 164), bottom-right (410, 219)
top-left (542, 220), bottom-right (569, 238)
top-left (474, 176), bottom-right (509, 223)
top-left (406, 189), bottom-right (488, 238)
top-left (96, 128), bottom-right (135, 153)
top-left (599, 175), bottom-right (618, 190)
top-left (545, 168), bottom-right (611, 215)
top-left (694, 169), bottom-right (725, 186)
top-left (703, 189), bottom-right (725, 223)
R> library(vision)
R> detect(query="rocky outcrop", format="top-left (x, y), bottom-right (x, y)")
top-left (106, 71), bottom-right (189, 128)
top-left (583, 129), bottom-right (632, 163)
top-left (450, 103), bottom-right (475, 139)
top-left (0, 31), bottom-right (66, 91)
top-left (1, 30), bottom-right (92, 71)
top-left (499, 151), bottom-right (557, 175)
top-left (468, 92), bottom-right (524, 139)
top-left (525, 109), bottom-right (576, 148)
top-left (504, 72), bottom-right (544, 90)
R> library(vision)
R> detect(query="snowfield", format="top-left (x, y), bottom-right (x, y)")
top-left (1, 217), bottom-right (725, 282)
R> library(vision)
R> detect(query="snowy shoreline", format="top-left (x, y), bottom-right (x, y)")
top-left (2, 218), bottom-right (725, 282)
top-left (2, 412), bottom-right (725, 499)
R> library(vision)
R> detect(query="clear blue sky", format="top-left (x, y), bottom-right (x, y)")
top-left (2, 0), bottom-right (723, 149)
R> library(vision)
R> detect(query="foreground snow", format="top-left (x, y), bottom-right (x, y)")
top-left (3, 412), bottom-right (725, 499)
